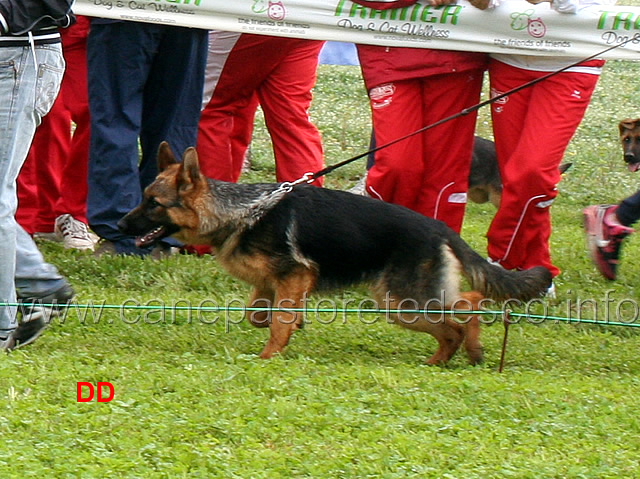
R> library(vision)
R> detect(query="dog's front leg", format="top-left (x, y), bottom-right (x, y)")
top-left (247, 287), bottom-right (275, 328)
top-left (259, 270), bottom-right (315, 359)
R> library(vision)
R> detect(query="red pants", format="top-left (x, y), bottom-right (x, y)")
top-left (364, 71), bottom-right (484, 233)
top-left (487, 60), bottom-right (601, 277)
top-left (197, 35), bottom-right (325, 184)
top-left (16, 16), bottom-right (90, 234)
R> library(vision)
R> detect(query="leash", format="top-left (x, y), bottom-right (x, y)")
top-left (295, 35), bottom-right (640, 185)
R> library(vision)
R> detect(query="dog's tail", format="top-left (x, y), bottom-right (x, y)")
top-left (447, 233), bottom-right (552, 301)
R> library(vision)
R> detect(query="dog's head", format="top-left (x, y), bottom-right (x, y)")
top-left (619, 118), bottom-right (640, 172)
top-left (117, 141), bottom-right (208, 247)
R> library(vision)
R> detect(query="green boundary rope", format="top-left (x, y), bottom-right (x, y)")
top-left (6, 302), bottom-right (640, 328)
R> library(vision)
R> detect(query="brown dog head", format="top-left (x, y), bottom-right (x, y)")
top-left (619, 118), bottom-right (640, 172)
top-left (117, 142), bottom-right (207, 247)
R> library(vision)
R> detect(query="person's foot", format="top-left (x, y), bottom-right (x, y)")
top-left (0, 311), bottom-right (47, 351)
top-left (17, 282), bottom-right (75, 317)
top-left (55, 214), bottom-right (99, 250)
top-left (545, 282), bottom-right (556, 299)
top-left (583, 204), bottom-right (634, 280)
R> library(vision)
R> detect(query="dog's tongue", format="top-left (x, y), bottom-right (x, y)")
top-left (629, 163), bottom-right (640, 173)
top-left (136, 226), bottom-right (166, 248)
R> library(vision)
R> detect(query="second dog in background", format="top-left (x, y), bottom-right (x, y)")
top-left (468, 136), bottom-right (572, 208)
top-left (619, 118), bottom-right (640, 172)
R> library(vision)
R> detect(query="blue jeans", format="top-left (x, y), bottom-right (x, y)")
top-left (0, 44), bottom-right (66, 336)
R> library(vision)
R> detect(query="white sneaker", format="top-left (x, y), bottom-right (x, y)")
top-left (545, 282), bottom-right (556, 299)
top-left (54, 214), bottom-right (99, 251)
top-left (487, 257), bottom-right (504, 268)
top-left (347, 175), bottom-right (368, 196)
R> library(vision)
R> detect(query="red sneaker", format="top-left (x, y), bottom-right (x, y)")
top-left (583, 205), bottom-right (634, 280)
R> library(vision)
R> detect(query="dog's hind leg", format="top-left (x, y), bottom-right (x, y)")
top-left (247, 287), bottom-right (275, 328)
top-left (454, 291), bottom-right (484, 365)
top-left (376, 292), bottom-right (464, 365)
top-left (419, 317), bottom-right (465, 366)
top-left (259, 269), bottom-right (316, 359)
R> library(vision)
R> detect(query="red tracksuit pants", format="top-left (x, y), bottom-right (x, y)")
top-left (364, 71), bottom-right (484, 233)
top-left (16, 16), bottom-right (90, 234)
top-left (197, 35), bottom-right (325, 184)
top-left (487, 59), bottom-right (601, 277)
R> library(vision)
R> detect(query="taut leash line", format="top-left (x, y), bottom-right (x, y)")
top-left (305, 35), bottom-right (640, 183)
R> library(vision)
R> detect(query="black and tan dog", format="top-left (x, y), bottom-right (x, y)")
top-left (468, 136), bottom-right (502, 207)
top-left (119, 142), bottom-right (552, 365)
top-left (619, 118), bottom-right (640, 172)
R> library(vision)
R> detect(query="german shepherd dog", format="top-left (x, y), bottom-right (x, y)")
top-left (468, 136), bottom-right (572, 208)
top-left (619, 118), bottom-right (640, 172)
top-left (119, 142), bottom-right (552, 365)
top-left (468, 136), bottom-right (502, 207)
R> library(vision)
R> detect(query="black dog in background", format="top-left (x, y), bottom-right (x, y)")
top-left (468, 136), bottom-right (572, 208)
top-left (467, 137), bottom-right (502, 207)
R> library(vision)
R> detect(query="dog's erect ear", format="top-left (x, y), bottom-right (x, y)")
top-left (178, 147), bottom-right (202, 192)
top-left (619, 119), bottom-right (640, 135)
top-left (157, 141), bottom-right (178, 172)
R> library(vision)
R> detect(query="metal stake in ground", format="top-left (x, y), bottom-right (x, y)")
top-left (499, 310), bottom-right (512, 373)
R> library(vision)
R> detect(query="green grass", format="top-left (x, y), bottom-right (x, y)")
top-left (3, 60), bottom-right (640, 478)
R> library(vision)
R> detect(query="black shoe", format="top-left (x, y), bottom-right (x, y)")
top-left (0, 313), bottom-right (47, 351)
top-left (18, 282), bottom-right (75, 317)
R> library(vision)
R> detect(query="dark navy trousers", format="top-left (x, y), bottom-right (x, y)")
top-left (87, 21), bottom-right (208, 254)
top-left (618, 189), bottom-right (640, 227)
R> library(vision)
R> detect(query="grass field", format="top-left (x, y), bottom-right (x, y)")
top-left (2, 56), bottom-right (640, 477)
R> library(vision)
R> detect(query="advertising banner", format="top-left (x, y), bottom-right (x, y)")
top-left (73, 0), bottom-right (640, 59)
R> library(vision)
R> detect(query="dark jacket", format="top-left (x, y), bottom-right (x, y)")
top-left (0, 0), bottom-right (74, 41)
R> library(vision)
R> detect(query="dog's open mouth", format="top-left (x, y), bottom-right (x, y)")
top-left (628, 162), bottom-right (640, 173)
top-left (135, 226), bottom-right (167, 248)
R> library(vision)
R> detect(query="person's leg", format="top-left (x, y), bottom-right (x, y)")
top-left (15, 226), bottom-right (70, 302)
top-left (257, 39), bottom-right (325, 183)
top-left (413, 70), bottom-right (484, 233)
top-left (0, 44), bottom-right (65, 336)
top-left (365, 79), bottom-right (426, 211)
top-left (15, 141), bottom-right (38, 235)
top-left (17, 98), bottom-right (68, 234)
top-left (52, 23), bottom-right (97, 250)
top-left (615, 190), bottom-right (640, 227)
top-left (230, 94), bottom-right (259, 177)
top-left (583, 203), bottom-right (634, 280)
top-left (488, 61), bottom-right (600, 276)
top-left (33, 101), bottom-right (68, 233)
top-left (197, 33), bottom-right (278, 182)
top-left (87, 22), bottom-right (158, 254)
top-left (56, 19), bottom-right (91, 224)
top-left (139, 25), bottom-right (208, 190)
top-left (133, 26), bottom-right (208, 254)
top-left (197, 31), bottom-right (243, 181)
top-left (583, 197), bottom-right (637, 281)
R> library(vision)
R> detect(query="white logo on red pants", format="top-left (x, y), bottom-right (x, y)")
top-left (369, 83), bottom-right (395, 109)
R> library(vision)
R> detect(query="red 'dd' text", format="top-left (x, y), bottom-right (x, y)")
top-left (76, 382), bottom-right (115, 403)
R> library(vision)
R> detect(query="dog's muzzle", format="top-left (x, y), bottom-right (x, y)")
top-left (625, 153), bottom-right (640, 172)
